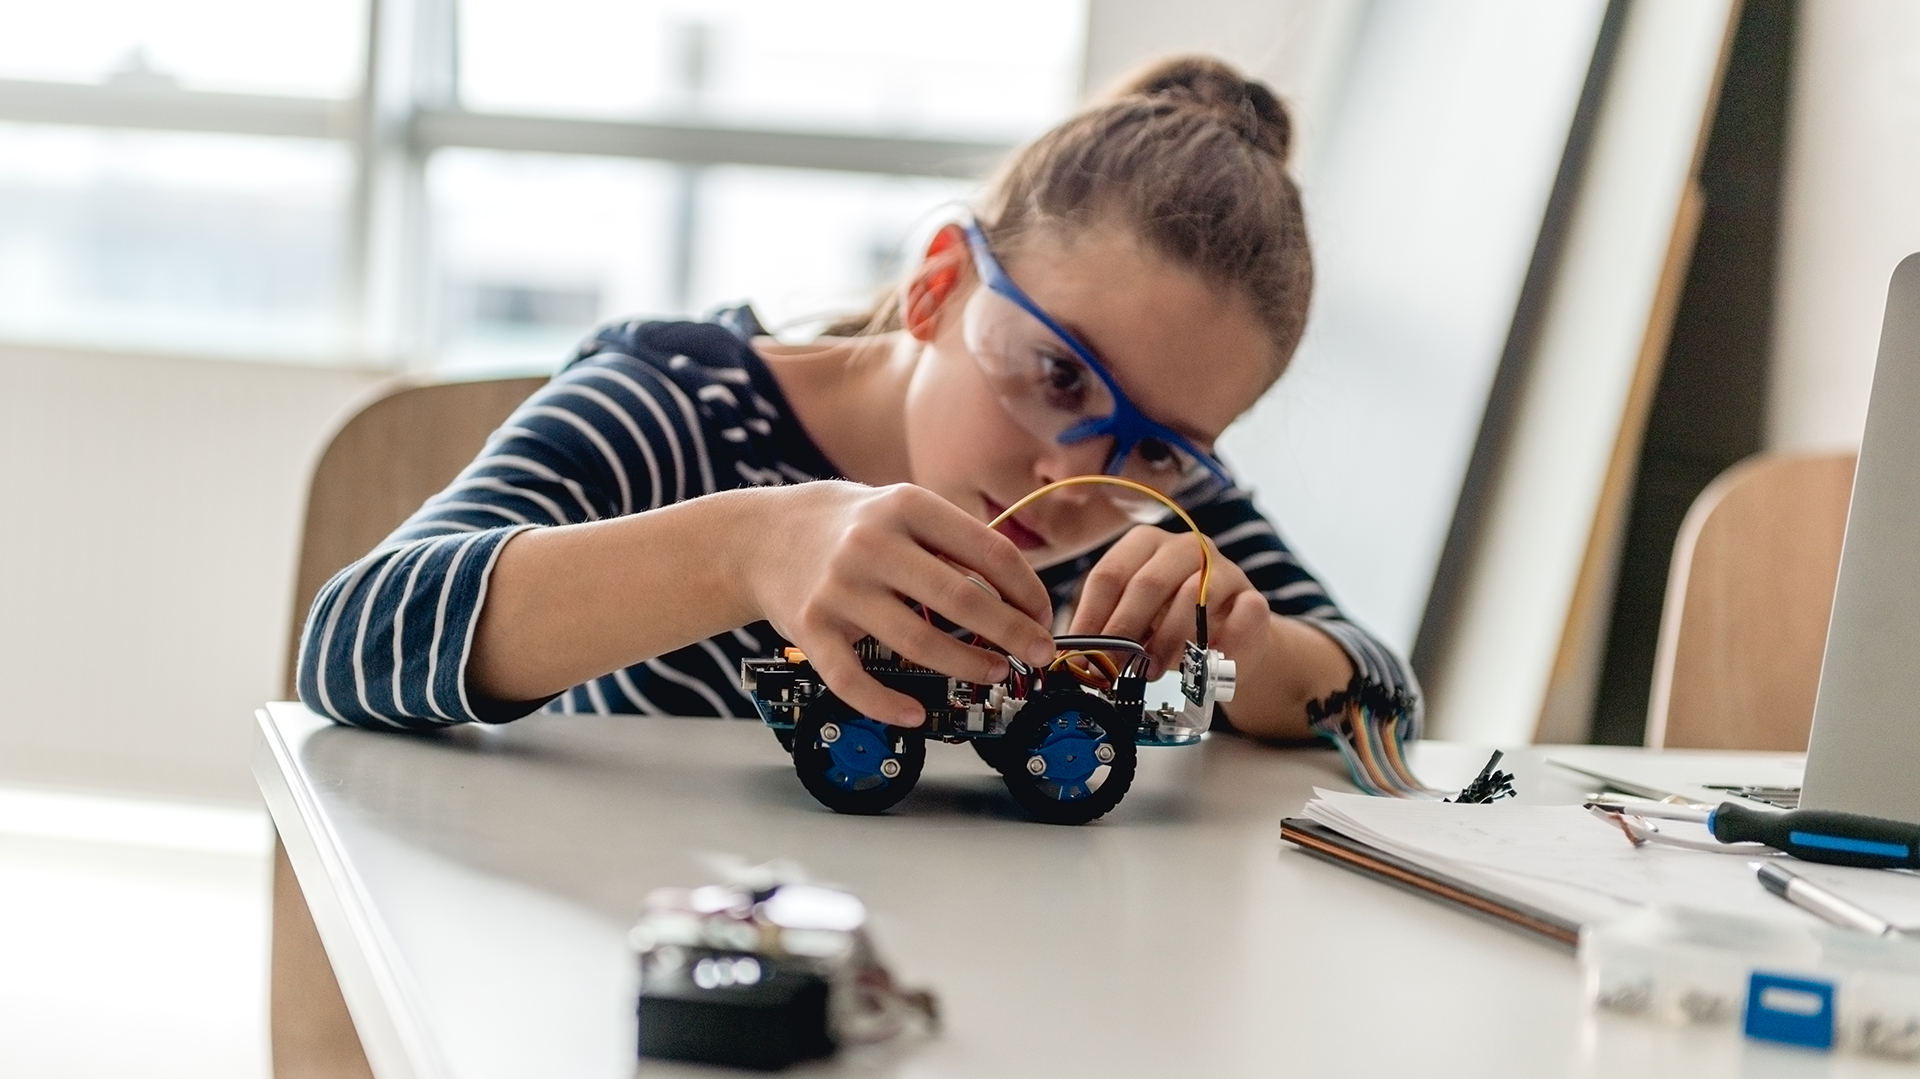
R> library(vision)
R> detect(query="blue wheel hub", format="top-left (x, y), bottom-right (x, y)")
top-left (819, 718), bottom-right (902, 793)
top-left (1028, 712), bottom-right (1112, 802)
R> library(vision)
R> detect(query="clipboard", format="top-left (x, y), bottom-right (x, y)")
top-left (1280, 818), bottom-right (1582, 947)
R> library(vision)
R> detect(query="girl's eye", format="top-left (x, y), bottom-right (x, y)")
top-left (1135, 438), bottom-right (1185, 474)
top-left (1038, 354), bottom-right (1089, 407)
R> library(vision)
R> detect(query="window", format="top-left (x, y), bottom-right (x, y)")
top-left (459, 0), bottom-right (1083, 139)
top-left (0, 124), bottom-right (350, 362)
top-left (429, 150), bottom-right (678, 372)
top-left (429, 151), bottom-right (975, 375)
top-left (685, 167), bottom-right (975, 327)
top-left (0, 0), bottom-right (364, 97)
top-left (0, 0), bottom-right (1085, 369)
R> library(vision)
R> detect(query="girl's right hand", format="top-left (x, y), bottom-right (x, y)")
top-left (745, 481), bottom-right (1057, 726)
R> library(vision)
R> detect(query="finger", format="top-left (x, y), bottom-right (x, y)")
top-left (1070, 527), bottom-right (1162, 635)
top-left (1100, 539), bottom-right (1203, 644)
top-left (890, 543), bottom-right (1054, 667)
top-left (805, 637), bottom-right (926, 727)
top-left (865, 599), bottom-right (1015, 686)
top-left (897, 490), bottom-right (1054, 628)
top-left (1141, 573), bottom-right (1203, 678)
top-left (1213, 588), bottom-right (1272, 657)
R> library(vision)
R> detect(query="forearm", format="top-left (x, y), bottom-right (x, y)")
top-left (1217, 614), bottom-right (1354, 740)
top-left (467, 487), bottom-right (772, 704)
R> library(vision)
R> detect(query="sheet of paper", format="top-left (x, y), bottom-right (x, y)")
top-left (1303, 790), bottom-right (1920, 930)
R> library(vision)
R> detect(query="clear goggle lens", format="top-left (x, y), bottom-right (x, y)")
top-left (960, 284), bottom-right (1229, 515)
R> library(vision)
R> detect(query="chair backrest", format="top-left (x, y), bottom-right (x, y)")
top-left (285, 376), bottom-right (548, 696)
top-left (1645, 451), bottom-right (1858, 750)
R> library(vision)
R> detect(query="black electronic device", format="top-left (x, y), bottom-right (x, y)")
top-left (630, 879), bottom-right (935, 1070)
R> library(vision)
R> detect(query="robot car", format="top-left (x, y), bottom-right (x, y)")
top-left (741, 633), bottom-right (1235, 825)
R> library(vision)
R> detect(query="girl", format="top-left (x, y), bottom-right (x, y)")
top-left (298, 56), bottom-right (1417, 746)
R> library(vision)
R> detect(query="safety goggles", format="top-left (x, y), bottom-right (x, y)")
top-left (958, 219), bottom-right (1235, 509)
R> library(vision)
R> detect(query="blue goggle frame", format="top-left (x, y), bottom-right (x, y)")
top-left (960, 219), bottom-right (1234, 494)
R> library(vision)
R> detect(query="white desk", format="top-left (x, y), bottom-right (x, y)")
top-left (255, 703), bottom-right (1906, 1078)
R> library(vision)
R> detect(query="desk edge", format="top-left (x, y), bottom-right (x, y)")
top-left (254, 705), bottom-right (448, 1079)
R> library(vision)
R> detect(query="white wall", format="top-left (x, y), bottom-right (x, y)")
top-left (1081, 0), bottom-right (1363, 177)
top-left (1220, 0), bottom-right (1606, 655)
top-left (1423, 0), bottom-right (1734, 744)
top-left (1769, 1), bottom-right (1920, 452)
top-left (0, 344), bottom-right (379, 802)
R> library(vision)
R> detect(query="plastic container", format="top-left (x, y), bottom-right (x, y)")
top-left (1579, 906), bottom-right (1920, 1060)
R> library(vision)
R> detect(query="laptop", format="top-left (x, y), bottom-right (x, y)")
top-left (1551, 252), bottom-right (1920, 819)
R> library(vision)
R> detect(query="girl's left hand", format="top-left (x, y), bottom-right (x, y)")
top-left (1067, 525), bottom-right (1271, 677)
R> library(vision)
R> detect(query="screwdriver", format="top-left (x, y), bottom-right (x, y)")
top-left (1583, 799), bottom-right (1920, 870)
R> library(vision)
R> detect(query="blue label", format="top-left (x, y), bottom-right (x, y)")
top-left (1744, 972), bottom-right (1835, 1050)
top-left (1790, 831), bottom-right (1909, 860)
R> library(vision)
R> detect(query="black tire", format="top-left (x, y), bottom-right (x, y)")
top-left (1000, 693), bottom-right (1137, 825)
top-left (791, 695), bottom-right (925, 815)
top-left (773, 727), bottom-right (796, 754)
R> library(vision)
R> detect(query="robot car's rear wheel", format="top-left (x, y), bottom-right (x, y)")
top-left (999, 693), bottom-right (1137, 825)
top-left (791, 694), bottom-right (925, 815)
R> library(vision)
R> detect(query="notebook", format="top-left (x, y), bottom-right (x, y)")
top-left (1284, 790), bottom-right (1920, 945)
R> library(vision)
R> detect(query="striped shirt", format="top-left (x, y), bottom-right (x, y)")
top-left (297, 311), bottom-right (1420, 733)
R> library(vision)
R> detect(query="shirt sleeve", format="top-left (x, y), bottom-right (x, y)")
top-left (296, 350), bottom-right (707, 729)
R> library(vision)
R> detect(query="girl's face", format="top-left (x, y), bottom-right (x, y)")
top-left (902, 223), bottom-right (1278, 567)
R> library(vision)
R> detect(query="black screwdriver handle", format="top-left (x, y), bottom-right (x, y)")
top-left (1710, 803), bottom-right (1920, 869)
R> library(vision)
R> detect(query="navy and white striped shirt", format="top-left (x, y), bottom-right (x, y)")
top-left (297, 312), bottom-right (1420, 732)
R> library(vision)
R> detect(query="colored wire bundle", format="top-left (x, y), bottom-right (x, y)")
top-left (1306, 677), bottom-right (1443, 799)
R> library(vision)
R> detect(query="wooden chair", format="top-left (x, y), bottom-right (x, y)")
top-left (1645, 451), bottom-right (1857, 751)
top-left (273, 375), bottom-right (547, 1079)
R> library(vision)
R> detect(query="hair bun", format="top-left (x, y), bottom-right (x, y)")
top-left (1110, 55), bottom-right (1293, 163)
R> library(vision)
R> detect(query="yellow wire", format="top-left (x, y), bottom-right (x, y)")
top-left (987, 476), bottom-right (1213, 608)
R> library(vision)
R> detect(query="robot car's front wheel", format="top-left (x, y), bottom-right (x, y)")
top-left (791, 694), bottom-right (925, 815)
top-left (999, 692), bottom-right (1138, 825)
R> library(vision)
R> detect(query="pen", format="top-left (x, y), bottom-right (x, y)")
top-left (1584, 800), bottom-right (1920, 870)
top-left (1753, 861), bottom-right (1898, 936)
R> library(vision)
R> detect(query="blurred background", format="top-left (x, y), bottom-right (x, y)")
top-left (1, 1), bottom-right (1918, 1074)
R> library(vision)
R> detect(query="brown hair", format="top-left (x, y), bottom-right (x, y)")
top-left (832, 55), bottom-right (1312, 377)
